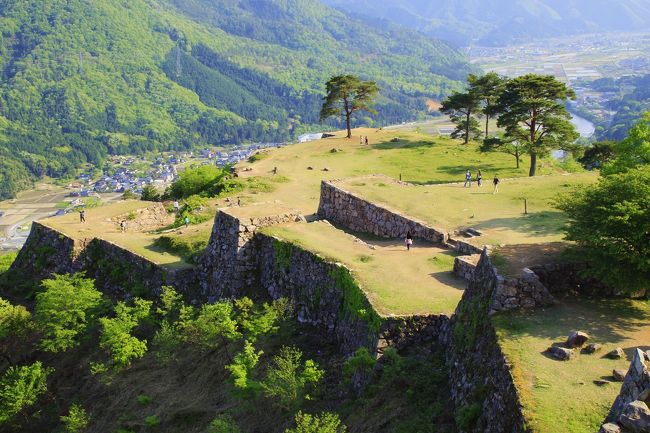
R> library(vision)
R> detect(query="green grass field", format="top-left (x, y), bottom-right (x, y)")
top-left (494, 299), bottom-right (650, 433)
top-left (265, 221), bottom-right (465, 316)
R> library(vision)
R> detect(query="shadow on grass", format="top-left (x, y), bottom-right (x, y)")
top-left (495, 298), bottom-right (650, 346)
top-left (476, 211), bottom-right (566, 237)
top-left (371, 138), bottom-right (437, 150)
top-left (429, 271), bottom-right (467, 291)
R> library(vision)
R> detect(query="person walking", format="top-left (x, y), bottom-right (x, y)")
top-left (79, 210), bottom-right (86, 223)
top-left (184, 216), bottom-right (190, 228)
top-left (464, 170), bottom-right (472, 188)
top-left (493, 175), bottom-right (500, 194)
top-left (365, 136), bottom-right (369, 146)
top-left (120, 220), bottom-right (126, 232)
top-left (477, 170), bottom-right (483, 187)
top-left (360, 136), bottom-right (364, 145)
top-left (173, 200), bottom-right (180, 214)
top-left (405, 230), bottom-right (413, 251)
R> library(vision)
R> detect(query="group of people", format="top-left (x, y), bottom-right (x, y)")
top-left (464, 170), bottom-right (500, 194)
top-left (359, 136), bottom-right (369, 145)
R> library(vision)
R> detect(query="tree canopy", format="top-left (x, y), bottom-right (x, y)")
top-left (439, 90), bottom-right (482, 144)
top-left (320, 75), bottom-right (379, 138)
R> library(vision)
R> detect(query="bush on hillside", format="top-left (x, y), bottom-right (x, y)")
top-left (35, 274), bottom-right (103, 352)
top-left (284, 411), bottom-right (347, 433)
top-left (166, 165), bottom-right (233, 199)
top-left (556, 165), bottom-right (650, 291)
top-left (99, 298), bottom-right (152, 368)
top-left (0, 362), bottom-right (51, 424)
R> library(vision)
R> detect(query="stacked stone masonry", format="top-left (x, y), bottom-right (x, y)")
top-left (318, 180), bottom-right (447, 244)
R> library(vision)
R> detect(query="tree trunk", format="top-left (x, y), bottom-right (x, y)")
top-left (465, 111), bottom-right (470, 144)
top-left (344, 98), bottom-right (352, 138)
top-left (485, 115), bottom-right (490, 138)
top-left (529, 152), bottom-right (537, 176)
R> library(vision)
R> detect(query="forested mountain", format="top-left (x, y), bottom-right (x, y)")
top-left (322, 0), bottom-right (650, 47)
top-left (0, 0), bottom-right (473, 199)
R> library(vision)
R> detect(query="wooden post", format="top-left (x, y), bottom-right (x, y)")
top-left (524, 199), bottom-right (528, 215)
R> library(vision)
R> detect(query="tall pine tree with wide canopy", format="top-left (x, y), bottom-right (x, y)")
top-left (320, 75), bottom-right (379, 139)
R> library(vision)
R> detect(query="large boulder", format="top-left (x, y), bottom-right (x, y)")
top-left (619, 401), bottom-right (650, 433)
top-left (584, 343), bottom-right (602, 354)
top-left (566, 331), bottom-right (590, 348)
top-left (548, 346), bottom-right (575, 361)
top-left (613, 369), bottom-right (627, 382)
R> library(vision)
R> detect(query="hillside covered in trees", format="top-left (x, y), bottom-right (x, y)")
top-left (0, 0), bottom-right (473, 199)
top-left (323, 0), bottom-right (650, 47)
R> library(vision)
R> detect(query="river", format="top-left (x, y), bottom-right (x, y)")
top-left (570, 112), bottom-right (596, 138)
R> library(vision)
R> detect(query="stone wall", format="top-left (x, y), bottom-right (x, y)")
top-left (454, 255), bottom-right (480, 281)
top-left (451, 238), bottom-right (484, 255)
top-left (603, 348), bottom-right (650, 432)
top-left (10, 222), bottom-right (198, 300)
top-left (197, 208), bottom-right (304, 301)
top-left (447, 250), bottom-right (528, 433)
top-left (318, 180), bottom-right (447, 244)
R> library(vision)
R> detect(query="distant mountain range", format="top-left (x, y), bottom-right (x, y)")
top-left (321, 0), bottom-right (650, 46)
top-left (0, 0), bottom-right (473, 199)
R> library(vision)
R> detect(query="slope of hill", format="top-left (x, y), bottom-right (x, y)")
top-left (322, 0), bottom-right (650, 46)
top-left (0, 0), bottom-right (473, 199)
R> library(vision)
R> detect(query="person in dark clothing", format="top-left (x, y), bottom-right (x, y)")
top-left (79, 210), bottom-right (86, 223)
top-left (405, 231), bottom-right (413, 251)
top-left (493, 175), bottom-right (500, 194)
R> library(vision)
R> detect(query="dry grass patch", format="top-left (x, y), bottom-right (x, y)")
top-left (264, 221), bottom-right (465, 316)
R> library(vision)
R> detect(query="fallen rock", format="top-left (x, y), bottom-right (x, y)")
top-left (548, 346), bottom-right (575, 361)
top-left (598, 423), bottom-right (621, 433)
top-left (619, 400), bottom-right (650, 433)
top-left (613, 369), bottom-right (627, 382)
top-left (307, 166), bottom-right (314, 170)
top-left (322, 167), bottom-right (330, 172)
top-left (584, 343), bottom-right (602, 354)
top-left (608, 348), bottom-right (625, 359)
top-left (566, 331), bottom-right (590, 348)
top-left (595, 379), bottom-right (612, 386)
top-left (330, 148), bottom-right (339, 153)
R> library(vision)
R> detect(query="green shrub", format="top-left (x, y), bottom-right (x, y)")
top-left (61, 403), bottom-right (90, 433)
top-left (455, 403), bottom-right (481, 431)
top-left (226, 340), bottom-right (262, 398)
top-left (35, 274), bottom-right (103, 352)
top-left (181, 301), bottom-right (241, 350)
top-left (0, 252), bottom-right (17, 275)
top-left (99, 298), bottom-right (152, 368)
top-left (235, 297), bottom-right (282, 342)
top-left (284, 411), bottom-right (347, 433)
top-left (207, 415), bottom-right (241, 433)
top-left (343, 347), bottom-right (376, 379)
top-left (0, 297), bottom-right (33, 341)
top-left (144, 415), bottom-right (160, 427)
top-left (166, 165), bottom-right (232, 199)
top-left (262, 346), bottom-right (324, 410)
top-left (0, 362), bottom-right (51, 424)
top-left (137, 394), bottom-right (152, 406)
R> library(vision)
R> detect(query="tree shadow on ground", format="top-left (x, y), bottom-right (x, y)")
top-left (495, 298), bottom-right (650, 346)
top-left (476, 211), bottom-right (566, 237)
top-left (429, 271), bottom-right (467, 292)
top-left (371, 138), bottom-right (437, 150)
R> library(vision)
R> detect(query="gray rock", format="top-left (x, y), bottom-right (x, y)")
top-left (566, 331), bottom-right (590, 348)
top-left (595, 379), bottom-right (612, 386)
top-left (619, 401), bottom-right (650, 433)
top-left (584, 343), bottom-right (602, 354)
top-left (613, 369), bottom-right (627, 382)
top-left (599, 423), bottom-right (621, 433)
top-left (608, 348), bottom-right (626, 359)
top-left (548, 346), bottom-right (575, 361)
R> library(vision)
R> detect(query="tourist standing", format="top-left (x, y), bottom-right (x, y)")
top-left (184, 216), bottom-right (190, 228)
top-left (365, 136), bottom-right (369, 145)
top-left (477, 170), bottom-right (483, 187)
top-left (405, 230), bottom-right (413, 251)
top-left (493, 175), bottom-right (500, 194)
top-left (173, 200), bottom-right (180, 214)
top-left (464, 170), bottom-right (472, 188)
top-left (120, 220), bottom-right (126, 232)
top-left (79, 210), bottom-right (86, 223)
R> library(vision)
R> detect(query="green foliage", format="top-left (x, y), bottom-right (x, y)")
top-left (0, 362), bottom-right (51, 424)
top-left (35, 274), bottom-right (103, 352)
top-left (578, 141), bottom-right (617, 169)
top-left (329, 268), bottom-right (382, 335)
top-left (235, 297), bottom-right (281, 342)
top-left (602, 113), bottom-right (650, 175)
top-left (343, 347), bottom-right (376, 379)
top-left (320, 75), bottom-right (380, 138)
top-left (153, 233), bottom-right (208, 264)
top-left (440, 90), bottom-right (482, 144)
top-left (455, 403), bottom-right (482, 431)
top-left (167, 166), bottom-right (232, 199)
top-left (140, 184), bottom-right (161, 202)
top-left (226, 340), bottom-right (262, 398)
top-left (284, 411), bottom-right (347, 433)
top-left (0, 297), bottom-right (32, 341)
top-left (273, 240), bottom-right (294, 270)
top-left (61, 403), bottom-right (90, 433)
top-left (144, 415), bottom-right (160, 427)
top-left (207, 415), bottom-right (241, 433)
top-left (181, 301), bottom-right (241, 350)
top-left (122, 190), bottom-right (138, 200)
top-left (99, 299), bottom-right (152, 368)
top-left (262, 346), bottom-right (324, 410)
top-left (555, 166), bottom-right (650, 291)
top-left (496, 74), bottom-right (579, 176)
top-left (0, 253), bottom-right (17, 275)
top-left (137, 394), bottom-right (152, 406)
